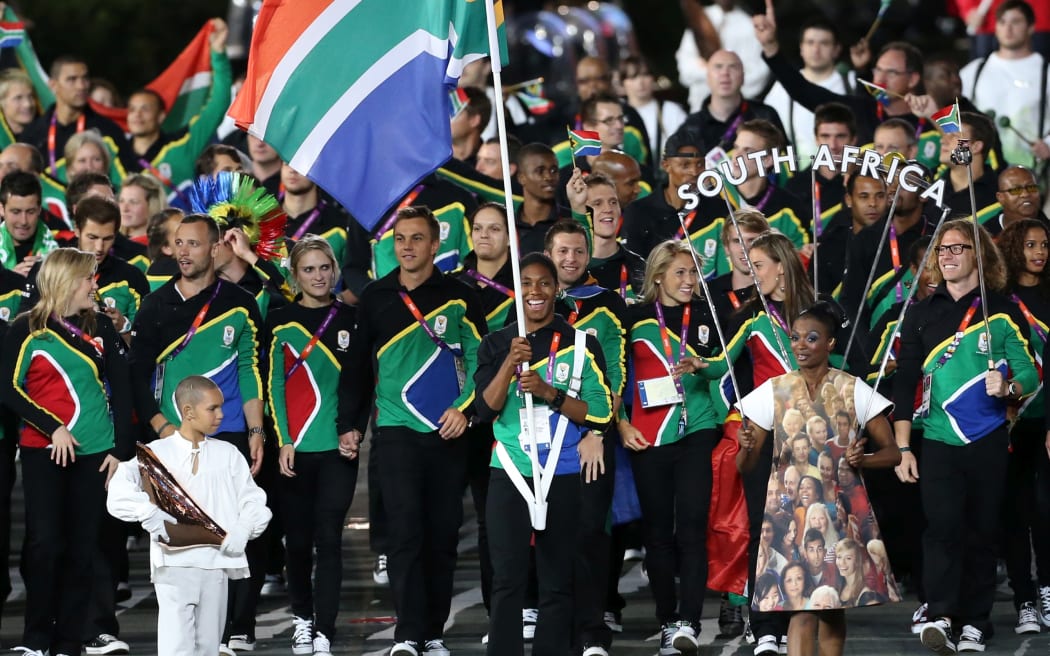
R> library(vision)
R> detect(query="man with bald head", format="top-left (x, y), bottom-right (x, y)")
top-left (682, 49), bottom-right (785, 153)
top-left (988, 165), bottom-right (1049, 237)
top-left (591, 151), bottom-right (643, 207)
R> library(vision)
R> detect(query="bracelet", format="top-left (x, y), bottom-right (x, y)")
top-left (157, 421), bottom-right (173, 434)
top-left (248, 426), bottom-right (265, 437)
top-left (898, 446), bottom-right (911, 453)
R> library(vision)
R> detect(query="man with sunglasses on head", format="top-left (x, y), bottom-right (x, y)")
top-left (987, 164), bottom-right (1050, 238)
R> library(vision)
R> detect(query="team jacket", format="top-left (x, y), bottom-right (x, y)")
top-left (894, 284), bottom-right (1038, 445)
top-left (112, 234), bottom-right (151, 273)
top-left (339, 267), bottom-right (487, 435)
top-left (0, 313), bottom-right (133, 456)
top-left (589, 244), bottom-right (646, 304)
top-left (625, 300), bottom-right (722, 446)
top-left (556, 277), bottom-right (628, 397)
top-left (474, 316), bottom-right (613, 476)
top-left (146, 256), bottom-right (179, 292)
top-left (129, 277), bottom-right (264, 434)
top-left (0, 267), bottom-right (23, 322)
top-left (623, 189), bottom-right (722, 278)
top-left (1010, 285), bottom-right (1049, 420)
top-left (453, 252), bottom-right (516, 332)
top-left (266, 299), bottom-right (357, 452)
top-left (283, 197), bottom-right (351, 268)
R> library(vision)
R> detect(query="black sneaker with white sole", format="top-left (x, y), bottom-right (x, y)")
top-left (956, 625), bottom-right (986, 652)
top-left (920, 617), bottom-right (957, 655)
top-left (1016, 601), bottom-right (1041, 634)
top-left (84, 634), bottom-right (130, 655)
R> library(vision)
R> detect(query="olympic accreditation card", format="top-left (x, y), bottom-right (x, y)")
top-left (638, 375), bottom-right (684, 409)
top-left (519, 405), bottom-right (553, 452)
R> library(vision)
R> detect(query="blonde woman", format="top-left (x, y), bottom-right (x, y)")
top-left (0, 248), bottom-right (133, 656)
top-left (63, 130), bottom-right (111, 180)
top-left (119, 174), bottom-right (166, 244)
top-left (0, 68), bottom-right (37, 139)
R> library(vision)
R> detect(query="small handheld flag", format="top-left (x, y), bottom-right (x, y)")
top-left (516, 90), bottom-right (553, 115)
top-left (859, 79), bottom-right (893, 107)
top-left (0, 21), bottom-right (25, 49)
top-left (931, 101), bottom-right (961, 134)
top-left (449, 88), bottom-right (470, 118)
top-left (567, 127), bottom-right (601, 158)
top-left (864, 0), bottom-right (893, 41)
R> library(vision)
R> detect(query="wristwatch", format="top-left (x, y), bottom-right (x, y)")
top-left (248, 426), bottom-right (265, 438)
top-left (1007, 380), bottom-right (1019, 398)
top-left (549, 389), bottom-right (567, 411)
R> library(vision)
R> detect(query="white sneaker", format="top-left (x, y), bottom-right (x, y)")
top-left (623, 547), bottom-right (645, 561)
top-left (1016, 601), bottom-right (1041, 634)
top-left (480, 633), bottom-right (488, 645)
top-left (373, 554), bottom-right (390, 585)
top-left (421, 638), bottom-right (450, 656)
top-left (227, 635), bottom-right (255, 651)
top-left (292, 616), bottom-right (314, 655)
top-left (956, 624), bottom-right (985, 652)
top-left (920, 617), bottom-right (957, 655)
top-left (753, 634), bottom-right (778, 655)
top-left (84, 634), bottom-right (129, 655)
top-left (312, 631), bottom-right (332, 655)
top-left (1039, 585), bottom-right (1050, 626)
top-left (672, 621), bottom-right (699, 651)
top-left (12, 648), bottom-right (49, 656)
top-left (390, 641), bottom-right (420, 656)
top-left (218, 646), bottom-right (235, 656)
top-left (260, 574), bottom-right (285, 597)
top-left (582, 645), bottom-right (609, 656)
top-left (522, 608), bottom-right (538, 641)
top-left (659, 622), bottom-right (682, 656)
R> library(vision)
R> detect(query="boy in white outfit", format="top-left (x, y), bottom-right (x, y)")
top-left (107, 376), bottom-right (271, 656)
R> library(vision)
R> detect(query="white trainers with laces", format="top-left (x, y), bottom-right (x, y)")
top-left (911, 602), bottom-right (929, 634)
top-left (421, 638), bottom-right (450, 656)
top-left (956, 624), bottom-right (985, 652)
top-left (1016, 601), bottom-right (1041, 634)
top-left (1039, 585), bottom-right (1050, 627)
top-left (291, 616), bottom-right (313, 655)
top-left (522, 608), bottom-right (538, 641)
top-left (373, 554), bottom-right (389, 585)
top-left (312, 631), bottom-right (332, 656)
top-left (920, 617), bottom-right (957, 655)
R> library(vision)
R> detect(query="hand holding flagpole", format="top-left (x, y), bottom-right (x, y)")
top-left (864, 0), bottom-right (892, 42)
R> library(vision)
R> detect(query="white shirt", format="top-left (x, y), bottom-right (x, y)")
top-left (676, 5), bottom-right (771, 113)
top-left (107, 433), bottom-right (272, 580)
top-left (960, 52), bottom-right (1050, 168)
top-left (632, 99), bottom-right (688, 162)
top-left (764, 70), bottom-right (855, 161)
top-left (737, 377), bottom-right (891, 433)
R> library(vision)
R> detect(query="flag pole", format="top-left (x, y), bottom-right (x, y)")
top-left (483, 0), bottom-right (547, 530)
top-left (811, 163), bottom-right (820, 297)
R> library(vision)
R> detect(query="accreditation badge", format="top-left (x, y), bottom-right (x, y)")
top-left (637, 376), bottom-right (684, 408)
top-left (519, 406), bottom-right (553, 452)
top-left (918, 373), bottom-right (933, 419)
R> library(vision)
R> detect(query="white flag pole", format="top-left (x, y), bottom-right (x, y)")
top-left (482, 0), bottom-right (547, 530)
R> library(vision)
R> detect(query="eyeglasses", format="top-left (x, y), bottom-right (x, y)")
top-left (873, 66), bottom-right (908, 78)
top-left (596, 114), bottom-right (625, 126)
top-left (934, 244), bottom-right (973, 255)
top-left (999, 184), bottom-right (1039, 196)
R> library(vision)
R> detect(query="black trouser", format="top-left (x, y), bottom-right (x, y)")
top-left (487, 468), bottom-right (578, 656)
top-left (574, 431), bottom-right (617, 649)
top-left (464, 422), bottom-right (494, 613)
top-left (0, 425), bottom-right (18, 628)
top-left (378, 426), bottom-right (467, 644)
top-left (21, 448), bottom-right (107, 654)
top-left (86, 513), bottom-right (125, 639)
top-left (741, 428), bottom-right (787, 640)
top-left (921, 427), bottom-right (1009, 636)
top-left (367, 420), bottom-right (389, 555)
top-left (630, 429), bottom-right (717, 625)
top-left (279, 449), bottom-right (358, 639)
top-left (213, 430), bottom-right (267, 641)
top-left (1004, 418), bottom-right (1050, 608)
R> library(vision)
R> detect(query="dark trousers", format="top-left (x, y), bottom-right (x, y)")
top-left (213, 430), bottom-right (267, 640)
top-left (86, 513), bottom-right (125, 638)
top-left (279, 449), bottom-right (358, 638)
top-left (741, 429), bottom-right (787, 639)
top-left (465, 422), bottom-right (494, 612)
top-left (1004, 418), bottom-right (1050, 608)
top-left (921, 428), bottom-right (1009, 635)
top-left (367, 421), bottom-right (389, 554)
top-left (0, 427), bottom-right (17, 627)
top-left (21, 448), bottom-right (107, 654)
top-left (487, 469), bottom-right (579, 656)
top-left (575, 431), bottom-right (617, 649)
top-left (378, 426), bottom-right (467, 643)
top-left (630, 429), bottom-right (716, 625)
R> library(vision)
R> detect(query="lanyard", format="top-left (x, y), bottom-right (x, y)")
top-left (767, 301), bottom-right (789, 333)
top-left (933, 297), bottom-right (981, 370)
top-left (1010, 294), bottom-right (1048, 344)
top-left (373, 185), bottom-right (424, 239)
top-left (720, 101), bottom-right (748, 146)
top-left (914, 117), bottom-right (926, 139)
top-left (48, 113), bottom-right (85, 176)
top-left (728, 290), bottom-right (742, 310)
top-left (675, 210), bottom-right (698, 240)
top-left (398, 291), bottom-right (463, 357)
top-left (285, 301), bottom-right (342, 379)
top-left (546, 331), bottom-right (562, 384)
top-left (169, 281), bottom-right (222, 361)
top-left (55, 315), bottom-right (102, 356)
top-left (566, 299), bottom-right (581, 325)
top-left (888, 224), bottom-right (903, 303)
top-left (465, 268), bottom-right (514, 297)
top-left (619, 264), bottom-right (628, 299)
top-left (813, 180), bottom-right (823, 238)
top-left (654, 303), bottom-right (690, 423)
top-left (290, 199), bottom-right (327, 241)
top-left (750, 179), bottom-right (775, 212)
top-left (138, 158), bottom-right (191, 206)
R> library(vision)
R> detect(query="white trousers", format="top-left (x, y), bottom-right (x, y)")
top-left (154, 566), bottom-right (229, 656)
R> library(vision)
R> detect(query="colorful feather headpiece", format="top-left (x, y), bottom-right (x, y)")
top-left (189, 171), bottom-right (287, 262)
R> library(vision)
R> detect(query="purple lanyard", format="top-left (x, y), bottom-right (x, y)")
top-left (465, 269), bottom-right (514, 297)
top-left (767, 301), bottom-right (789, 334)
top-left (169, 281), bottom-right (223, 361)
top-left (399, 291), bottom-right (464, 357)
top-left (719, 101), bottom-right (749, 146)
top-left (55, 315), bottom-right (102, 356)
top-left (751, 180), bottom-right (775, 212)
top-left (373, 185), bottom-right (424, 239)
top-left (291, 199), bottom-right (327, 241)
top-left (285, 301), bottom-right (342, 379)
top-left (1010, 294), bottom-right (1048, 344)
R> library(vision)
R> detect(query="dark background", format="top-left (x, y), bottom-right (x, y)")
top-left (10, 0), bottom-right (962, 102)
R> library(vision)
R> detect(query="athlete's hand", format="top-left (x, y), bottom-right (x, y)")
top-left (895, 450), bottom-right (918, 483)
top-left (248, 431), bottom-right (264, 476)
top-left (619, 420), bottom-right (649, 451)
top-left (578, 431), bottom-right (605, 484)
top-left (50, 425), bottom-right (79, 467)
top-left (752, 0), bottom-right (779, 56)
top-left (100, 454), bottom-right (120, 488)
top-left (278, 444), bottom-right (296, 477)
top-left (438, 408), bottom-right (467, 439)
